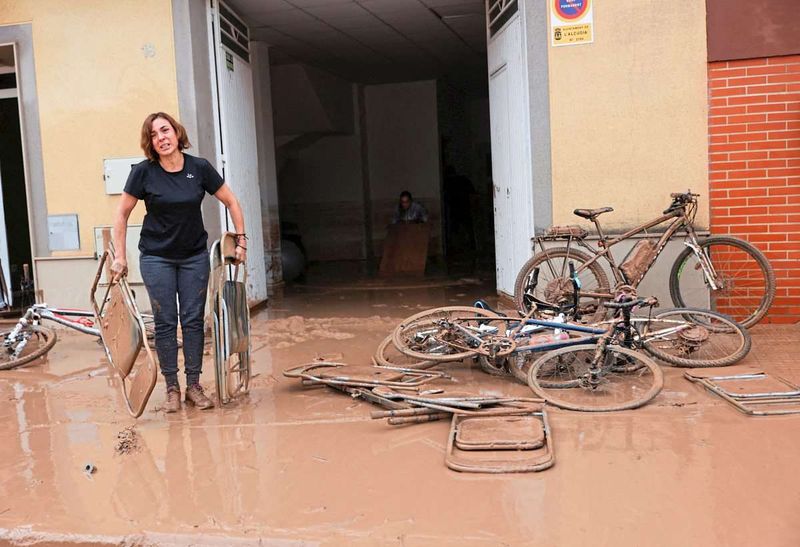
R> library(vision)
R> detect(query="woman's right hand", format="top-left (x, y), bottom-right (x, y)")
top-left (110, 258), bottom-right (128, 283)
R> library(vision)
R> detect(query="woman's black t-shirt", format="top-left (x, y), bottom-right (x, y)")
top-left (123, 154), bottom-right (224, 258)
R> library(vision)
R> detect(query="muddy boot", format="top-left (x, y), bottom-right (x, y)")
top-left (185, 384), bottom-right (214, 410)
top-left (164, 386), bottom-right (181, 413)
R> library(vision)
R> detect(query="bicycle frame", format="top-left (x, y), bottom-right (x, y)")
top-left (534, 200), bottom-right (719, 297)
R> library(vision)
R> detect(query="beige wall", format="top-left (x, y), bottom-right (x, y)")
top-left (0, 1), bottom-right (179, 256)
top-left (547, 0), bottom-right (709, 231)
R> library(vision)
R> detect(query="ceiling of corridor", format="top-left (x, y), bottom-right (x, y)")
top-left (229, 0), bottom-right (488, 91)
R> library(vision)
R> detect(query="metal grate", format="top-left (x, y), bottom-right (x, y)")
top-left (487, 0), bottom-right (519, 37)
top-left (219, 2), bottom-right (250, 63)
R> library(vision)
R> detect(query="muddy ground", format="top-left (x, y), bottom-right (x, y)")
top-left (0, 280), bottom-right (798, 546)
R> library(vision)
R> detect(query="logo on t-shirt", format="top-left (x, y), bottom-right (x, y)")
top-left (186, 173), bottom-right (194, 179)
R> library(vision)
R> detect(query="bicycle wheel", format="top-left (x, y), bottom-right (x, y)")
top-left (374, 334), bottom-right (435, 370)
top-left (639, 308), bottom-right (751, 368)
top-left (477, 355), bottom-right (509, 376)
top-left (510, 350), bottom-right (583, 388)
top-left (527, 344), bottom-right (663, 412)
top-left (513, 247), bottom-right (610, 323)
top-left (669, 236), bottom-right (775, 328)
top-left (392, 306), bottom-right (501, 362)
top-left (0, 324), bottom-right (58, 370)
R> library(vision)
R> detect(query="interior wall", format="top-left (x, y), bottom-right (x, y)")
top-left (547, 0), bottom-right (709, 231)
top-left (278, 125), bottom-right (366, 262)
top-left (0, 1), bottom-right (180, 256)
top-left (365, 80), bottom-right (442, 256)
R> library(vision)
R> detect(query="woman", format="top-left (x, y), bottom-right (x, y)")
top-left (111, 112), bottom-right (247, 413)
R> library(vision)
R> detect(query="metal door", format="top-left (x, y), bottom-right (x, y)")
top-left (487, 15), bottom-right (534, 296)
top-left (208, 1), bottom-right (267, 303)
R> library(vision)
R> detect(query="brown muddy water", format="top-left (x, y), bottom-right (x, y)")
top-left (0, 280), bottom-right (799, 546)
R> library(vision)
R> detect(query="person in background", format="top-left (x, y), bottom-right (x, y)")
top-left (392, 191), bottom-right (428, 224)
top-left (111, 112), bottom-right (247, 414)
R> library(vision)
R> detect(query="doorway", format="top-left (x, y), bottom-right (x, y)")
top-left (0, 44), bottom-right (33, 309)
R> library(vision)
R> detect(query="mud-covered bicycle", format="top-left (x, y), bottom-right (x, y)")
top-left (514, 191), bottom-right (775, 327)
top-left (0, 302), bottom-right (158, 371)
top-left (390, 297), bottom-right (752, 384)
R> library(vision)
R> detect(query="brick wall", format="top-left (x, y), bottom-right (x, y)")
top-left (708, 54), bottom-right (800, 323)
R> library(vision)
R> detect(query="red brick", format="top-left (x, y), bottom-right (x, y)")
top-left (750, 159), bottom-right (787, 169)
top-left (732, 76), bottom-right (769, 86)
top-left (788, 159), bottom-right (800, 167)
top-left (709, 116), bottom-right (727, 126)
top-left (728, 206), bottom-right (769, 215)
top-left (769, 223), bottom-right (800, 232)
top-left (729, 187), bottom-right (767, 197)
top-left (709, 189), bottom-right (728, 199)
top-left (729, 170), bottom-right (768, 180)
top-left (751, 214), bottom-right (787, 223)
top-left (769, 186), bottom-right (800, 196)
top-left (716, 86), bottom-right (748, 97)
top-left (710, 97), bottom-right (728, 107)
top-left (748, 122), bottom-right (787, 132)
top-left (710, 124), bottom-right (747, 135)
top-left (729, 95), bottom-right (767, 105)
top-left (768, 167), bottom-right (800, 177)
top-left (770, 242), bottom-right (800, 250)
top-left (766, 112), bottom-right (800, 121)
top-left (711, 143), bottom-right (747, 152)
top-left (710, 67), bottom-right (747, 78)
top-left (710, 135), bottom-right (728, 144)
top-left (729, 114), bottom-right (767, 124)
top-left (788, 83), bottom-right (800, 92)
top-left (749, 103), bottom-right (787, 113)
top-left (748, 84), bottom-right (787, 94)
top-left (750, 196), bottom-right (787, 205)
top-left (774, 93), bottom-right (800, 103)
top-left (747, 65), bottom-right (788, 76)
top-left (748, 233), bottom-right (786, 242)
top-left (729, 132), bottom-right (767, 143)
top-left (770, 149), bottom-right (800, 159)
top-left (770, 204), bottom-right (800, 214)
top-left (787, 64), bottom-right (800, 73)
top-left (788, 122), bottom-right (800, 130)
top-left (710, 79), bottom-right (730, 89)
top-left (709, 153), bottom-right (729, 163)
top-left (730, 224), bottom-right (769, 233)
top-left (710, 171), bottom-right (728, 181)
top-left (769, 55), bottom-right (800, 64)
top-left (768, 73), bottom-right (800, 84)
top-left (731, 151), bottom-right (769, 160)
top-left (730, 58), bottom-right (768, 67)
top-left (711, 161), bottom-right (746, 170)
top-left (710, 105), bottom-right (747, 116)
top-left (713, 197), bottom-right (748, 207)
top-left (747, 178), bottom-right (787, 187)
top-left (749, 141), bottom-right (787, 150)
top-left (769, 131), bottom-right (800, 140)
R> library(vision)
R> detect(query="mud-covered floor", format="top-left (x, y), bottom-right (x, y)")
top-left (0, 280), bottom-right (798, 546)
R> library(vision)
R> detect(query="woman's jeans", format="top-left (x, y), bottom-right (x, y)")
top-left (140, 250), bottom-right (209, 388)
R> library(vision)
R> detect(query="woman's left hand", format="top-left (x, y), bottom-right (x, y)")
top-left (234, 245), bottom-right (247, 265)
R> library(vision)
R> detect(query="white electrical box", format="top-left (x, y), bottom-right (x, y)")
top-left (103, 156), bottom-right (145, 195)
top-left (47, 214), bottom-right (80, 251)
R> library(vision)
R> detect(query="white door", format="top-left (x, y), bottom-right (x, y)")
top-left (208, 1), bottom-right (267, 303)
top-left (489, 66), bottom-right (513, 292)
top-left (487, 15), bottom-right (534, 296)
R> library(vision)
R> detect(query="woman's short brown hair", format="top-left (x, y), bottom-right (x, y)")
top-left (140, 112), bottom-right (191, 162)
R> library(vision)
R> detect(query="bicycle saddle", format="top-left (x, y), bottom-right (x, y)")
top-left (573, 207), bottom-right (614, 220)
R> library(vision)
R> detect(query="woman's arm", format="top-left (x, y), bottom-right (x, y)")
top-left (213, 183), bottom-right (247, 264)
top-left (111, 192), bottom-right (139, 282)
